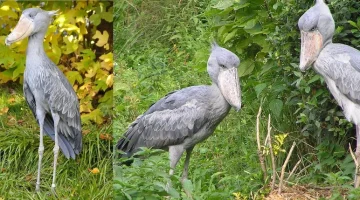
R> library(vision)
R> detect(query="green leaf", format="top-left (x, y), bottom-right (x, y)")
top-left (254, 83), bottom-right (267, 98)
top-left (223, 29), bottom-right (237, 43)
top-left (238, 60), bottom-right (255, 77)
top-left (269, 99), bottom-right (283, 118)
top-left (90, 14), bottom-right (101, 26)
top-left (182, 179), bottom-right (193, 194)
top-left (167, 187), bottom-right (180, 198)
top-left (213, 0), bottom-right (235, 10)
top-left (66, 71), bottom-right (83, 85)
top-left (244, 19), bottom-right (256, 29)
top-left (348, 20), bottom-right (358, 29)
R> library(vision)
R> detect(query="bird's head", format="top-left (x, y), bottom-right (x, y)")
top-left (207, 42), bottom-right (241, 111)
top-left (298, 0), bottom-right (335, 71)
top-left (5, 8), bottom-right (58, 46)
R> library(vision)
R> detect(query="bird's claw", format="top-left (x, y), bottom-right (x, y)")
top-left (51, 186), bottom-right (58, 198)
top-left (35, 183), bottom-right (40, 192)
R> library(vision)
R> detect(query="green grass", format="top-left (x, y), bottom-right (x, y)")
top-left (0, 84), bottom-right (112, 199)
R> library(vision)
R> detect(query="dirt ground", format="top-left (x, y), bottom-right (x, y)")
top-left (265, 185), bottom-right (347, 200)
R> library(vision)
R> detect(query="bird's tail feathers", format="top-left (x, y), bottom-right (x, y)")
top-left (42, 115), bottom-right (79, 159)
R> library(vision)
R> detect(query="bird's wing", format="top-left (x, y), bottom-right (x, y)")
top-left (320, 51), bottom-right (360, 104)
top-left (23, 80), bottom-right (80, 159)
top-left (42, 63), bottom-right (82, 155)
top-left (117, 97), bottom-right (208, 154)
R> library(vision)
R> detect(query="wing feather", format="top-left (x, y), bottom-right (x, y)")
top-left (117, 98), bottom-right (207, 154)
top-left (24, 80), bottom-right (80, 158)
top-left (319, 52), bottom-right (360, 104)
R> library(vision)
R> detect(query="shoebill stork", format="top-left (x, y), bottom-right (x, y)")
top-left (117, 43), bottom-right (241, 181)
top-left (5, 8), bottom-right (82, 192)
top-left (298, 0), bottom-right (360, 187)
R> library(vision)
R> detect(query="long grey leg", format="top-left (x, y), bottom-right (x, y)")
top-left (181, 147), bottom-right (194, 182)
top-left (181, 147), bottom-right (194, 199)
top-left (355, 125), bottom-right (360, 188)
top-left (167, 145), bottom-right (184, 191)
top-left (168, 145), bottom-right (184, 176)
top-left (35, 109), bottom-right (46, 192)
top-left (51, 113), bottom-right (60, 194)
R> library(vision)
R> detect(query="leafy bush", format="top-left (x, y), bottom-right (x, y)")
top-left (0, 1), bottom-right (113, 124)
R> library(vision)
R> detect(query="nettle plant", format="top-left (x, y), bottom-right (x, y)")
top-left (0, 1), bottom-right (113, 125)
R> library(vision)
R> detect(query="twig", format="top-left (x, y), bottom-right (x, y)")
top-left (256, 106), bottom-right (267, 181)
top-left (278, 141), bottom-right (296, 194)
top-left (286, 159), bottom-right (301, 182)
top-left (264, 133), bottom-right (269, 147)
top-left (267, 114), bottom-right (276, 190)
top-left (349, 144), bottom-right (358, 166)
top-left (349, 144), bottom-right (360, 188)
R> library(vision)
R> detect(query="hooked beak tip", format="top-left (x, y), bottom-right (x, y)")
top-left (233, 103), bottom-right (241, 112)
top-left (299, 62), bottom-right (310, 72)
top-left (5, 38), bottom-right (11, 46)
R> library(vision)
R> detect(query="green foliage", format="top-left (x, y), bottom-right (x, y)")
top-left (0, 0), bottom-right (113, 124)
top-left (114, 0), bottom-right (360, 198)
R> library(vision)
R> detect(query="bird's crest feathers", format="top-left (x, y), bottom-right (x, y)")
top-left (211, 41), bottom-right (219, 52)
top-left (48, 10), bottom-right (59, 16)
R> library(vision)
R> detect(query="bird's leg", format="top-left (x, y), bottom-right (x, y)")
top-left (51, 113), bottom-right (60, 195)
top-left (355, 125), bottom-right (360, 188)
top-left (181, 147), bottom-right (194, 182)
top-left (181, 147), bottom-right (194, 199)
top-left (167, 145), bottom-right (184, 190)
top-left (35, 110), bottom-right (45, 192)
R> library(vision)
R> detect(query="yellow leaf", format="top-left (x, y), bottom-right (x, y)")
top-left (85, 62), bottom-right (100, 78)
top-left (106, 74), bottom-right (113, 87)
top-left (80, 103), bottom-right (92, 113)
top-left (90, 167), bottom-right (100, 174)
top-left (0, 107), bottom-right (9, 115)
top-left (99, 133), bottom-right (112, 141)
top-left (81, 108), bottom-right (104, 124)
top-left (104, 43), bottom-right (109, 50)
top-left (82, 130), bottom-right (90, 135)
top-left (92, 30), bottom-right (109, 47)
top-left (7, 98), bottom-right (15, 104)
top-left (0, 1), bottom-right (20, 18)
top-left (100, 52), bottom-right (113, 63)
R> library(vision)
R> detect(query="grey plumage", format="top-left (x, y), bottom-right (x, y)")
top-left (117, 44), bottom-right (241, 181)
top-left (298, 0), bottom-right (360, 187)
top-left (5, 7), bottom-right (82, 192)
top-left (316, 44), bottom-right (360, 105)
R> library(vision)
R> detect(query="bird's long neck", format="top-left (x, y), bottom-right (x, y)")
top-left (26, 30), bottom-right (47, 58)
top-left (209, 83), bottom-right (231, 115)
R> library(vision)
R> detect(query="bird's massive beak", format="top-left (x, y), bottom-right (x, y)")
top-left (299, 30), bottom-right (323, 71)
top-left (218, 67), bottom-right (241, 111)
top-left (5, 15), bottom-right (34, 46)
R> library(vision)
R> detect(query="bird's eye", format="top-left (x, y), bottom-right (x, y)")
top-left (220, 64), bottom-right (226, 68)
top-left (29, 13), bottom-right (36, 18)
top-left (310, 27), bottom-right (317, 31)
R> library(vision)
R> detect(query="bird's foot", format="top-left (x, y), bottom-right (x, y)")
top-left (35, 184), bottom-right (40, 192)
top-left (51, 184), bottom-right (58, 198)
top-left (180, 177), bottom-right (193, 199)
top-left (180, 176), bottom-right (188, 183)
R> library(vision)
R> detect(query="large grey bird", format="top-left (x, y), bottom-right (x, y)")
top-left (298, 0), bottom-right (360, 187)
top-left (117, 43), bottom-right (241, 181)
top-left (5, 8), bottom-right (82, 192)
